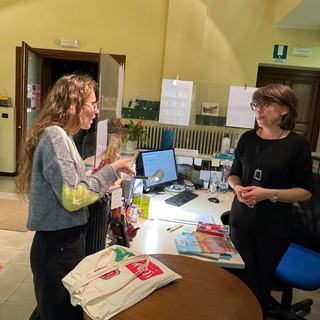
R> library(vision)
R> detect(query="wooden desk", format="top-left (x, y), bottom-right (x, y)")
top-left (109, 254), bottom-right (262, 320)
top-left (129, 190), bottom-right (245, 269)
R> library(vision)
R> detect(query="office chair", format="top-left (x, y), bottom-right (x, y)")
top-left (160, 129), bottom-right (175, 150)
top-left (220, 174), bottom-right (320, 319)
top-left (269, 173), bottom-right (320, 319)
top-left (220, 210), bottom-right (230, 225)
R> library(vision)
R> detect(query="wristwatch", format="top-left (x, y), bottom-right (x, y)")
top-left (271, 189), bottom-right (278, 203)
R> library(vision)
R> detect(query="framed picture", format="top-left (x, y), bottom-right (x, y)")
top-left (201, 102), bottom-right (219, 116)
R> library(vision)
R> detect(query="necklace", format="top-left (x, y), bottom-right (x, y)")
top-left (258, 128), bottom-right (284, 140)
top-left (253, 128), bottom-right (285, 185)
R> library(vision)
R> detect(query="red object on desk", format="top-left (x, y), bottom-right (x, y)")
top-left (196, 221), bottom-right (230, 237)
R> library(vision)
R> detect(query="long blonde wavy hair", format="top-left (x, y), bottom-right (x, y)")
top-left (16, 74), bottom-right (98, 198)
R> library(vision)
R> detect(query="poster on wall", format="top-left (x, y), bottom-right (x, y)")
top-left (201, 102), bottom-right (219, 116)
top-left (226, 86), bottom-right (257, 129)
top-left (159, 79), bottom-right (193, 126)
top-left (27, 84), bottom-right (41, 110)
top-left (34, 84), bottom-right (41, 110)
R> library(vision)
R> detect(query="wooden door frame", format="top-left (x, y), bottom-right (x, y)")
top-left (256, 65), bottom-right (320, 151)
top-left (15, 47), bottom-right (125, 173)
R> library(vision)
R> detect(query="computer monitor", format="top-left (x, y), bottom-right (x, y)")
top-left (139, 149), bottom-right (178, 192)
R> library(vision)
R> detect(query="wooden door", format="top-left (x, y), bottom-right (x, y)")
top-left (256, 66), bottom-right (320, 151)
top-left (15, 43), bottom-right (43, 160)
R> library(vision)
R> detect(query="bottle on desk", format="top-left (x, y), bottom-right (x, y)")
top-left (209, 172), bottom-right (218, 193)
top-left (219, 178), bottom-right (229, 193)
top-left (219, 160), bottom-right (232, 193)
top-left (220, 134), bottom-right (230, 154)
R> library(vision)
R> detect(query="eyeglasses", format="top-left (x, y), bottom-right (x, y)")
top-left (84, 101), bottom-right (99, 113)
top-left (250, 100), bottom-right (270, 111)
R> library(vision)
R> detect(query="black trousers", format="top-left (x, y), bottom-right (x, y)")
top-left (230, 226), bottom-right (290, 318)
top-left (29, 225), bottom-right (86, 320)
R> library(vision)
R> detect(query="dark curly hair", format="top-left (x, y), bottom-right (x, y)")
top-left (252, 83), bottom-right (298, 130)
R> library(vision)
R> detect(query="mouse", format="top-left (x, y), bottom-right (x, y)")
top-left (208, 197), bottom-right (220, 203)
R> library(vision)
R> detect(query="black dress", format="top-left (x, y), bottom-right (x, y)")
top-left (228, 129), bottom-right (313, 317)
top-left (229, 129), bottom-right (313, 237)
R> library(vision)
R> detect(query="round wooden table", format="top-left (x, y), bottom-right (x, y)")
top-left (110, 254), bottom-right (262, 320)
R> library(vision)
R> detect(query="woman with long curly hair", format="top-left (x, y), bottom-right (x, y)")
top-left (16, 74), bottom-right (135, 320)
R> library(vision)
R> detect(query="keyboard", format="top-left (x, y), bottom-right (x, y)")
top-left (165, 191), bottom-right (199, 207)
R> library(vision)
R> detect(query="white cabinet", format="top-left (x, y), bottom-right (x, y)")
top-left (0, 107), bottom-right (15, 174)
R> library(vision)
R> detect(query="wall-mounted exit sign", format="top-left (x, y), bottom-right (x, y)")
top-left (273, 44), bottom-right (288, 62)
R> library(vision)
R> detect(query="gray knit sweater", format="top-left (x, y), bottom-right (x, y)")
top-left (27, 126), bottom-right (118, 231)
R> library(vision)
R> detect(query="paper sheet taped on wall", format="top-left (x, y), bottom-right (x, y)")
top-left (226, 86), bottom-right (257, 129)
top-left (159, 79), bottom-right (193, 126)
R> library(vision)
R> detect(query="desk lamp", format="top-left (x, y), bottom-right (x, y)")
top-left (134, 169), bottom-right (165, 183)
top-left (126, 169), bottom-right (165, 206)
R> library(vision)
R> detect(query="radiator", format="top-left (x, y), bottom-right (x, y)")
top-left (139, 124), bottom-right (240, 155)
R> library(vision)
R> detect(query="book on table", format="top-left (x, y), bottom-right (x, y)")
top-left (175, 233), bottom-right (234, 259)
top-left (196, 221), bottom-right (230, 237)
top-left (191, 232), bottom-right (234, 254)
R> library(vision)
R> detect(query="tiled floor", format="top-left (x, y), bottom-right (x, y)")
top-left (0, 229), bottom-right (36, 320)
top-left (0, 176), bottom-right (36, 319)
top-left (1, 176), bottom-right (320, 319)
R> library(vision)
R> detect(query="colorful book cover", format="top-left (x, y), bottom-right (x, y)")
top-left (175, 234), bottom-right (202, 254)
top-left (194, 233), bottom-right (234, 254)
top-left (175, 233), bottom-right (234, 259)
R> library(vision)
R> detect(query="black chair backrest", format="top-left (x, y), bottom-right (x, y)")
top-left (293, 173), bottom-right (320, 253)
top-left (220, 210), bottom-right (230, 226)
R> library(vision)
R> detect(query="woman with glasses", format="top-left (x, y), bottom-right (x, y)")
top-left (228, 83), bottom-right (313, 318)
top-left (16, 74), bottom-right (135, 320)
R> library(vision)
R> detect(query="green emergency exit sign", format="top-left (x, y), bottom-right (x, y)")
top-left (273, 45), bottom-right (288, 60)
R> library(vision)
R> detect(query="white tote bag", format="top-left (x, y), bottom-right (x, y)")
top-left (62, 245), bottom-right (182, 320)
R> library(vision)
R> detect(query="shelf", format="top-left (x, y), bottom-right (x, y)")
top-left (122, 100), bottom-right (160, 120)
top-left (195, 114), bottom-right (226, 126)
